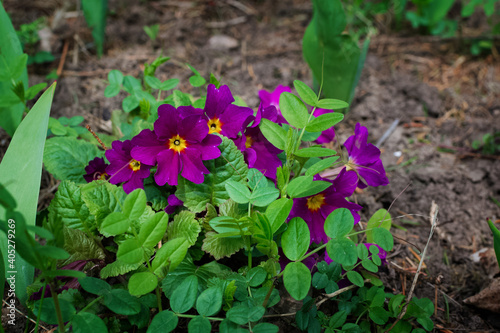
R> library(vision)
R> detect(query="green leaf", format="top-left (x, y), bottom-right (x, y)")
top-left (196, 286), bottom-right (223, 316)
top-left (283, 262), bottom-right (311, 300)
top-left (176, 136), bottom-right (248, 213)
top-left (72, 312), bottom-right (108, 333)
top-left (117, 239), bottom-right (145, 264)
top-left (417, 317), bottom-right (434, 331)
top-left (62, 227), bottom-right (106, 266)
top-left (324, 208), bottom-right (354, 239)
top-left (287, 176), bottom-right (331, 198)
top-left (81, 0), bottom-right (108, 57)
top-left (122, 95), bottom-right (139, 112)
top-left (326, 238), bottom-right (357, 266)
top-left (25, 83), bottom-right (47, 100)
top-left (48, 180), bottom-right (96, 233)
top-left (225, 180), bottom-right (251, 204)
top-left (104, 84), bottom-right (120, 98)
top-left (103, 289), bottom-right (141, 315)
top-left (37, 245), bottom-right (70, 260)
top-left (108, 69), bottom-right (123, 85)
top-left (81, 181), bottom-right (126, 225)
top-left (0, 3), bottom-right (29, 135)
top-left (188, 316), bottom-right (211, 333)
top-left (293, 80), bottom-right (317, 106)
top-left (305, 156), bottom-right (340, 177)
top-left (253, 323), bottom-right (279, 333)
top-left (129, 272), bottom-right (158, 296)
top-left (282, 217), bottom-right (310, 261)
top-left (259, 118), bottom-right (286, 150)
top-left (226, 304), bottom-right (249, 325)
top-left (170, 275), bottom-right (198, 313)
top-left (250, 186), bottom-right (279, 207)
top-left (329, 310), bottom-right (347, 328)
top-left (0, 83), bottom-right (55, 303)
top-left (372, 228), bottom-right (394, 251)
top-left (247, 266), bottom-right (267, 287)
top-left (294, 147), bottom-right (337, 158)
top-left (166, 211), bottom-right (200, 246)
top-left (315, 99), bottom-right (349, 110)
top-left (34, 297), bottom-right (75, 325)
top-left (138, 211), bottom-right (170, 248)
top-left (266, 198), bottom-right (293, 234)
top-left (43, 136), bottom-right (102, 183)
top-left (357, 244), bottom-right (368, 260)
top-left (201, 231), bottom-right (246, 260)
top-left (306, 112), bottom-right (344, 132)
top-left (122, 188), bottom-right (147, 220)
top-left (79, 276), bottom-right (111, 295)
top-left (160, 78), bottom-right (180, 91)
top-left (346, 271), bottom-right (364, 287)
top-left (366, 209), bottom-right (392, 243)
top-left (189, 75), bottom-right (206, 87)
top-left (100, 212), bottom-right (130, 236)
top-left (152, 238), bottom-right (189, 276)
top-left (145, 76), bottom-right (162, 89)
top-left (487, 219), bottom-right (500, 268)
top-left (100, 260), bottom-right (142, 279)
top-left (147, 311), bottom-right (178, 333)
top-left (368, 306), bottom-right (389, 325)
top-left (279, 92), bottom-right (309, 129)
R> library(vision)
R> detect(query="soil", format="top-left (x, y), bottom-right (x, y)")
top-left (2, 0), bottom-right (500, 332)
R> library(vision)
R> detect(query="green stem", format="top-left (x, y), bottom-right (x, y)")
top-left (355, 309), bottom-right (369, 325)
top-left (176, 313), bottom-right (224, 321)
top-left (49, 282), bottom-right (65, 333)
top-left (34, 283), bottom-right (47, 333)
top-left (297, 243), bottom-right (328, 263)
top-left (156, 286), bottom-right (163, 312)
top-left (262, 283), bottom-right (275, 308)
top-left (64, 296), bottom-right (104, 330)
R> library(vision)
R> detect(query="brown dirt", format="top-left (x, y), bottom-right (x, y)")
top-left (2, 0), bottom-right (500, 332)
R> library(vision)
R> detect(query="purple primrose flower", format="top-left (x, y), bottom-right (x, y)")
top-left (289, 169), bottom-right (362, 244)
top-left (258, 85), bottom-right (292, 124)
top-left (83, 157), bottom-right (110, 182)
top-left (204, 84), bottom-right (253, 138)
top-left (131, 104), bottom-right (222, 186)
top-left (165, 194), bottom-right (184, 214)
top-left (105, 140), bottom-right (152, 194)
top-left (344, 123), bottom-right (389, 188)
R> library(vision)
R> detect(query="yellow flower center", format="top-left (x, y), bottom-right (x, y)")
top-left (207, 117), bottom-right (223, 134)
top-left (306, 194), bottom-right (325, 213)
top-left (98, 172), bottom-right (108, 180)
top-left (245, 136), bottom-right (253, 149)
top-left (129, 160), bottom-right (141, 172)
top-left (168, 134), bottom-right (188, 153)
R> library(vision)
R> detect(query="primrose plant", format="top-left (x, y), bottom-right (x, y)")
top-left (3, 56), bottom-right (436, 333)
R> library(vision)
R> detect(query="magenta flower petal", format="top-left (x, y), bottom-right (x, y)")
top-left (258, 85), bottom-right (292, 124)
top-left (130, 130), bottom-right (166, 166)
top-left (205, 84), bottom-right (234, 119)
top-left (181, 149), bottom-right (210, 184)
top-left (344, 123), bottom-right (389, 188)
top-left (165, 194), bottom-right (183, 214)
top-left (155, 149), bottom-right (179, 186)
top-left (190, 134), bottom-right (223, 160)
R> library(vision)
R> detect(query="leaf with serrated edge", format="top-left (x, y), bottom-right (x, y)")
top-left (202, 232), bottom-right (246, 260)
top-left (167, 211), bottom-right (201, 246)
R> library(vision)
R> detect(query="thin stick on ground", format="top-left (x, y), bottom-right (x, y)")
top-left (316, 279), bottom-right (370, 309)
top-left (385, 201), bottom-right (439, 333)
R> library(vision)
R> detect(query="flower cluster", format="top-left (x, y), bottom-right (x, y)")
top-left (84, 83), bottom-right (389, 246)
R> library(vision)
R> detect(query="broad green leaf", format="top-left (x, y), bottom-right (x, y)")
top-left (282, 217), bottom-right (310, 261)
top-left (34, 298), bottom-right (75, 325)
top-left (306, 112), bottom-right (344, 132)
top-left (361, 259), bottom-right (378, 273)
top-left (166, 211), bottom-right (201, 246)
top-left (279, 92), bottom-right (309, 129)
top-left (100, 212), bottom-right (130, 236)
top-left (81, 0), bottom-right (108, 57)
top-left (188, 316), bottom-right (211, 333)
top-left (293, 80), bottom-right (317, 106)
top-left (61, 227), bottom-right (106, 266)
top-left (253, 323), bottom-right (279, 333)
top-left (372, 228), bottom-right (394, 251)
top-left (100, 260), bottom-right (142, 279)
top-left (139, 212), bottom-right (170, 248)
top-left (259, 118), bottom-right (286, 150)
top-left (305, 156), bottom-right (340, 177)
top-left (108, 70), bottom-right (123, 85)
top-left (303, 0), bottom-right (364, 106)
top-left (129, 272), bottom-right (158, 296)
top-left (43, 137), bottom-right (102, 183)
top-left (0, 3), bottom-right (28, 135)
top-left (176, 137), bottom-right (248, 213)
top-left (247, 266), bottom-right (267, 287)
top-left (357, 243), bottom-right (368, 259)
top-left (315, 99), bottom-right (349, 110)
top-left (196, 286), bottom-right (223, 316)
top-left (122, 189), bottom-right (147, 220)
top-left (487, 219), bottom-right (500, 268)
top-left (0, 53), bottom-right (27, 82)
top-left (250, 187), bottom-right (279, 207)
top-left (266, 198), bottom-right (293, 234)
top-left (81, 181), bottom-right (126, 225)
top-left (247, 168), bottom-right (270, 190)
top-left (147, 311), bottom-right (178, 333)
top-left (72, 312), bottom-right (108, 333)
top-left (117, 239), bottom-right (145, 264)
top-left (79, 276), bottom-right (111, 295)
top-left (283, 262), bottom-right (311, 300)
top-left (201, 231), bottom-right (245, 260)
top-left (346, 271), bottom-right (364, 287)
top-left (48, 180), bottom-right (96, 233)
top-left (145, 76), bottom-right (162, 89)
top-left (36, 245), bottom-right (70, 260)
top-left (104, 84), bottom-right (120, 98)
top-left (287, 176), bottom-right (331, 198)
top-left (160, 78), bottom-right (180, 91)
top-left (326, 238), bottom-right (357, 266)
top-left (225, 180), bottom-right (251, 204)
top-left (103, 289), bottom-right (141, 315)
top-left (122, 95), bottom-right (139, 112)
top-left (152, 237), bottom-right (189, 276)
top-left (170, 275), bottom-right (198, 313)
top-left (294, 147), bottom-right (337, 158)
top-left (189, 75), bottom-right (206, 87)
top-left (0, 83), bottom-right (55, 303)
top-left (226, 303), bottom-right (262, 325)
top-left (366, 209), bottom-right (392, 243)
top-left (329, 310), bottom-right (347, 328)
top-left (324, 208), bottom-right (354, 239)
